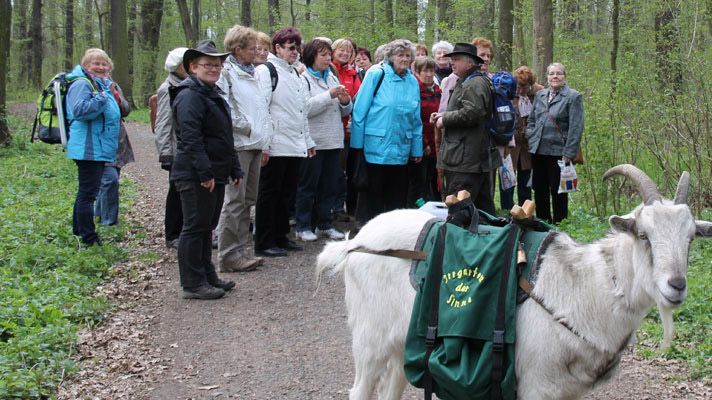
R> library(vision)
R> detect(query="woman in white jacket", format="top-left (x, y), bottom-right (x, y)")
top-left (215, 25), bottom-right (271, 272)
top-left (294, 39), bottom-right (352, 242)
top-left (253, 27), bottom-right (316, 258)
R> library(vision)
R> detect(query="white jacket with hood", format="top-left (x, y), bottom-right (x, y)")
top-left (255, 52), bottom-right (315, 157)
top-left (216, 56), bottom-right (271, 151)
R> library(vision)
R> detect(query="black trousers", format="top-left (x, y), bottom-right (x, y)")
top-left (407, 157), bottom-right (440, 207)
top-left (443, 169), bottom-right (497, 216)
top-left (357, 163), bottom-right (408, 224)
top-left (255, 156), bottom-right (301, 250)
top-left (531, 153), bottom-right (568, 223)
top-left (73, 160), bottom-right (105, 245)
top-left (165, 171), bottom-right (184, 243)
top-left (175, 180), bottom-right (224, 288)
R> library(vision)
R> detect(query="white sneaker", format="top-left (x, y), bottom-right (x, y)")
top-left (296, 230), bottom-right (317, 242)
top-left (316, 227), bottom-right (345, 240)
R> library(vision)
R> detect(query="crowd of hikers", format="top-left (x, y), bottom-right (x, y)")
top-left (62, 25), bottom-right (583, 300)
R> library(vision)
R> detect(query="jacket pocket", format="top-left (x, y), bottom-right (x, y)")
top-left (441, 135), bottom-right (465, 166)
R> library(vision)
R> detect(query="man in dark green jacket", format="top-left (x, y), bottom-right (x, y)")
top-left (432, 43), bottom-right (501, 215)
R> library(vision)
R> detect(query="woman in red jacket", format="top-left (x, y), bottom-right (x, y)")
top-left (332, 38), bottom-right (362, 218)
top-left (407, 57), bottom-right (442, 206)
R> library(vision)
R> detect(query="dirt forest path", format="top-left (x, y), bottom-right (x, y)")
top-left (46, 118), bottom-right (708, 399)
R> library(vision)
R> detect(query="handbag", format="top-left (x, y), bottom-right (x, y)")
top-left (352, 149), bottom-right (369, 190)
top-left (545, 109), bottom-right (584, 165)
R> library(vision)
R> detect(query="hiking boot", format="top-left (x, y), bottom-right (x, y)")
top-left (316, 227), bottom-right (346, 240)
top-left (166, 238), bottom-right (179, 249)
top-left (296, 230), bottom-right (318, 242)
top-left (182, 284), bottom-right (225, 300)
top-left (208, 278), bottom-right (236, 291)
top-left (255, 247), bottom-right (288, 257)
top-left (219, 256), bottom-right (261, 272)
top-left (278, 239), bottom-right (303, 251)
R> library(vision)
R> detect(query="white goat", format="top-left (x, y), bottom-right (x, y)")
top-left (316, 165), bottom-right (712, 400)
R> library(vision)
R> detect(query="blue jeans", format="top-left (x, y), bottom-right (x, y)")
top-left (95, 166), bottom-right (120, 225)
top-left (175, 180), bottom-right (224, 288)
top-left (295, 149), bottom-right (341, 232)
top-left (73, 160), bottom-right (105, 245)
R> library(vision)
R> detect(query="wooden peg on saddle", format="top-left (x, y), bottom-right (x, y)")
top-left (456, 190), bottom-right (471, 201)
top-left (511, 200), bottom-right (537, 220)
top-left (445, 195), bottom-right (458, 207)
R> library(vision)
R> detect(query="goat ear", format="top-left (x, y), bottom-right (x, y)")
top-left (695, 220), bottom-right (712, 238)
top-left (609, 215), bottom-right (637, 234)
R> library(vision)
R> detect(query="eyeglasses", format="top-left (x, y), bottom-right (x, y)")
top-left (547, 71), bottom-right (565, 76)
top-left (196, 63), bottom-right (223, 71)
top-left (281, 44), bottom-right (299, 52)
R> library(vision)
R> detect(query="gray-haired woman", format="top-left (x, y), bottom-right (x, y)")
top-left (526, 62), bottom-right (584, 223)
top-left (350, 39), bottom-right (423, 225)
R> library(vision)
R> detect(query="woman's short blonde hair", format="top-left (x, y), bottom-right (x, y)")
top-left (256, 31), bottom-right (271, 48)
top-left (332, 38), bottom-right (356, 56)
top-left (81, 48), bottom-right (113, 71)
top-left (224, 25), bottom-right (258, 53)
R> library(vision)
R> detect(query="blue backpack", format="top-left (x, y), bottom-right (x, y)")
top-left (486, 71), bottom-right (518, 146)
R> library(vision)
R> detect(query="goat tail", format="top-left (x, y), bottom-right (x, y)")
top-left (315, 238), bottom-right (351, 292)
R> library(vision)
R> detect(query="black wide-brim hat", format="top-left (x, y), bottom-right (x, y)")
top-left (444, 43), bottom-right (485, 65)
top-left (182, 40), bottom-right (230, 73)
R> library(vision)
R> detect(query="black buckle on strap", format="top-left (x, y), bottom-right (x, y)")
top-left (425, 325), bottom-right (438, 348)
top-left (492, 329), bottom-right (505, 352)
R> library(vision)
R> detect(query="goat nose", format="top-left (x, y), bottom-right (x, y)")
top-left (668, 277), bottom-right (686, 291)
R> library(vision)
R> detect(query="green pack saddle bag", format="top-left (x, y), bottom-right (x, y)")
top-left (404, 216), bottom-right (551, 400)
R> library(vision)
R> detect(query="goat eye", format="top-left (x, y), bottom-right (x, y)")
top-left (638, 233), bottom-right (648, 241)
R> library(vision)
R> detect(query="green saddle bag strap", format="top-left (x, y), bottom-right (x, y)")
top-left (423, 223), bottom-right (447, 400)
top-left (491, 223), bottom-right (520, 399)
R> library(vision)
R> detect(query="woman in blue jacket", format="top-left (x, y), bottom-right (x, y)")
top-left (350, 39), bottom-right (423, 225)
top-left (65, 48), bottom-right (122, 246)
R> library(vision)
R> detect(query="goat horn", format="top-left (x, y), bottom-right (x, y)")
top-left (603, 164), bottom-right (662, 205)
top-left (674, 171), bottom-right (690, 205)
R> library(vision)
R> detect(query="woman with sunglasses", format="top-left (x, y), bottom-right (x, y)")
top-left (171, 40), bottom-right (243, 300)
top-left (254, 27), bottom-right (316, 258)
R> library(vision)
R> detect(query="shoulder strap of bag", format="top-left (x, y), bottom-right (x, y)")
top-left (423, 223), bottom-right (448, 400)
top-left (265, 61), bottom-right (278, 91)
top-left (545, 104), bottom-right (567, 144)
top-left (490, 223), bottom-right (520, 400)
top-left (372, 68), bottom-right (385, 98)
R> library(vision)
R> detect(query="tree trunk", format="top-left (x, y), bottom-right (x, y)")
top-left (95, 0), bottom-right (107, 50)
top-left (65, 0), bottom-right (74, 69)
top-left (191, 0), bottom-right (200, 39)
top-left (532, 0), bottom-right (554, 85)
top-left (655, 1), bottom-right (681, 91)
top-left (384, 0), bottom-right (393, 39)
top-left (127, 0), bottom-right (136, 87)
top-left (30, 0), bottom-right (42, 88)
top-left (139, 0), bottom-right (163, 103)
top-left (241, 0), bottom-right (251, 26)
top-left (370, 0), bottom-right (376, 38)
top-left (84, 0), bottom-right (93, 45)
top-left (0, 0), bottom-right (11, 144)
top-left (289, 0), bottom-right (295, 27)
top-left (15, 0), bottom-right (30, 85)
top-left (304, 0), bottom-right (310, 22)
top-left (561, 0), bottom-right (580, 34)
top-left (110, 0), bottom-right (131, 104)
top-left (435, 0), bottom-right (451, 41)
top-left (610, 0), bottom-right (619, 93)
top-left (268, 0), bottom-right (279, 34)
top-left (496, 0), bottom-right (514, 71)
top-left (176, 0), bottom-right (197, 45)
top-left (513, 0), bottom-right (526, 68)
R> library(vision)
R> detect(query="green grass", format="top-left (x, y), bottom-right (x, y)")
top-left (0, 115), bottom-right (130, 398)
top-left (124, 107), bottom-right (150, 125)
top-left (559, 208), bottom-right (712, 380)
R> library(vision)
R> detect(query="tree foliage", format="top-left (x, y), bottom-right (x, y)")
top-left (0, 0), bottom-right (710, 212)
